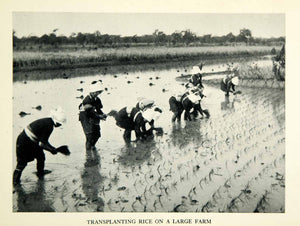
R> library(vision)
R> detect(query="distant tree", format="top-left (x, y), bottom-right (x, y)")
top-left (182, 29), bottom-right (196, 45)
top-left (202, 34), bottom-right (212, 43)
top-left (140, 34), bottom-right (155, 44)
top-left (153, 29), bottom-right (167, 44)
top-left (132, 35), bottom-right (138, 43)
top-left (49, 33), bottom-right (57, 46)
top-left (238, 28), bottom-right (252, 44)
top-left (171, 31), bottom-right (182, 45)
top-left (40, 34), bottom-right (50, 45)
top-left (76, 32), bottom-right (87, 46)
top-left (225, 32), bottom-right (236, 43)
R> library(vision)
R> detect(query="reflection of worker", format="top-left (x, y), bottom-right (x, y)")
top-left (81, 148), bottom-right (104, 211)
top-left (79, 85), bottom-right (107, 151)
top-left (13, 107), bottom-right (67, 185)
top-left (221, 96), bottom-right (235, 110)
top-left (14, 180), bottom-right (55, 212)
top-left (220, 66), bottom-right (240, 96)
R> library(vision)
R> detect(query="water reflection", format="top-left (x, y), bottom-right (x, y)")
top-left (117, 139), bottom-right (157, 167)
top-left (220, 96), bottom-right (240, 111)
top-left (14, 180), bottom-right (55, 212)
top-left (81, 149), bottom-right (104, 212)
top-left (169, 121), bottom-right (204, 149)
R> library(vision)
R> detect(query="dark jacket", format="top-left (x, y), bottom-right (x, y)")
top-left (79, 94), bottom-right (104, 115)
top-left (115, 107), bottom-right (146, 139)
top-left (169, 96), bottom-right (184, 113)
top-left (221, 77), bottom-right (235, 93)
top-left (79, 94), bottom-right (104, 134)
top-left (17, 118), bottom-right (55, 162)
top-left (189, 74), bottom-right (203, 88)
top-left (26, 117), bottom-right (55, 143)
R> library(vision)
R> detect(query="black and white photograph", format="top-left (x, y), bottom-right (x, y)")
top-left (11, 12), bottom-right (286, 213)
top-left (2, 0), bottom-right (300, 225)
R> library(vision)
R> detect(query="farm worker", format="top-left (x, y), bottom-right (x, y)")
top-left (169, 94), bottom-right (184, 122)
top-left (79, 84), bottom-right (107, 151)
top-left (221, 66), bottom-right (240, 96)
top-left (142, 107), bottom-right (163, 138)
top-left (109, 106), bottom-right (146, 143)
top-left (189, 65), bottom-right (204, 89)
top-left (13, 107), bottom-right (69, 185)
top-left (185, 86), bottom-right (205, 98)
top-left (181, 89), bottom-right (209, 120)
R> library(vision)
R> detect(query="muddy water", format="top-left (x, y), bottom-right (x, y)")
top-left (13, 63), bottom-right (285, 212)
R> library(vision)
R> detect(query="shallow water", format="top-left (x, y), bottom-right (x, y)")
top-left (13, 60), bottom-right (285, 212)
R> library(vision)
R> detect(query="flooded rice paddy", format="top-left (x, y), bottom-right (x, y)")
top-left (13, 60), bottom-right (285, 212)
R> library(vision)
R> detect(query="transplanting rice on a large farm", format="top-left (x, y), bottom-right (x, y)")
top-left (13, 57), bottom-right (285, 213)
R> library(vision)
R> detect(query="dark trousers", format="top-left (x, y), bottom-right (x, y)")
top-left (79, 111), bottom-right (101, 151)
top-left (172, 111), bottom-right (183, 122)
top-left (169, 97), bottom-right (184, 122)
top-left (85, 130), bottom-right (101, 151)
top-left (123, 129), bottom-right (132, 143)
top-left (13, 131), bottom-right (45, 184)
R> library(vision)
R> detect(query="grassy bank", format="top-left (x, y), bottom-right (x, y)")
top-left (13, 45), bottom-right (279, 73)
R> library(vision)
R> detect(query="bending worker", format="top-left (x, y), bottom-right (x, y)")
top-left (13, 107), bottom-right (68, 185)
top-left (79, 85), bottom-right (107, 151)
top-left (220, 66), bottom-right (240, 96)
top-left (109, 99), bottom-right (155, 143)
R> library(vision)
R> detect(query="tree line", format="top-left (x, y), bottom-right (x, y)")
top-left (13, 28), bottom-right (285, 49)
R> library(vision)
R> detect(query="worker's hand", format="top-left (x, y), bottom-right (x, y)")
top-left (50, 149), bottom-right (58, 155)
top-left (233, 90), bottom-right (242, 95)
top-left (56, 145), bottom-right (71, 155)
top-left (99, 114), bottom-right (107, 120)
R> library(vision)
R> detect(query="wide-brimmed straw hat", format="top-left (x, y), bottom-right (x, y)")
top-left (89, 84), bottom-right (103, 95)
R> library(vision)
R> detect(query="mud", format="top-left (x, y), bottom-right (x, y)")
top-left (13, 59), bottom-right (285, 212)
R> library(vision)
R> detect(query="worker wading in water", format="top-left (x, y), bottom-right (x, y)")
top-left (79, 85), bottom-right (107, 151)
top-left (13, 107), bottom-right (68, 185)
top-left (220, 66), bottom-right (240, 96)
top-left (113, 106), bottom-right (146, 143)
top-left (188, 64), bottom-right (204, 89)
top-left (108, 99), bottom-right (156, 143)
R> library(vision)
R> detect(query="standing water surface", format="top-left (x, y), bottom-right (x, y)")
top-left (13, 63), bottom-right (285, 212)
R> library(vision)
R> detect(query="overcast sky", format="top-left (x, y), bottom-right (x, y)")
top-left (13, 13), bottom-right (285, 38)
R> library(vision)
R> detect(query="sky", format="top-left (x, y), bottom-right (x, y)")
top-left (13, 13), bottom-right (285, 38)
